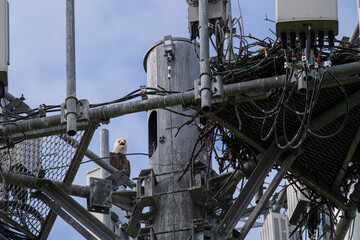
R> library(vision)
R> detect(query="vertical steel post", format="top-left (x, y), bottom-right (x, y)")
top-left (225, 0), bottom-right (232, 61)
top-left (357, 0), bottom-right (360, 44)
top-left (199, 0), bottom-right (212, 112)
top-left (100, 129), bottom-right (110, 171)
top-left (100, 128), bottom-right (111, 227)
top-left (65, 0), bottom-right (78, 136)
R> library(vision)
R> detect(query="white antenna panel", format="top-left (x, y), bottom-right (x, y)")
top-left (286, 180), bottom-right (310, 225)
top-left (260, 211), bottom-right (289, 240)
top-left (276, 0), bottom-right (338, 36)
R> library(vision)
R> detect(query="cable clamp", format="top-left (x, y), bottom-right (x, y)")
top-left (164, 35), bottom-right (174, 62)
top-left (39, 104), bottom-right (46, 118)
top-left (194, 75), bottom-right (223, 101)
top-left (61, 99), bottom-right (90, 124)
top-left (140, 86), bottom-right (148, 100)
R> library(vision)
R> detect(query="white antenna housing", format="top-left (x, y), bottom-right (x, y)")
top-left (276, 0), bottom-right (338, 36)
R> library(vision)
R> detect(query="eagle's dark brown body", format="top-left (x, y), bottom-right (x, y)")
top-left (109, 152), bottom-right (130, 177)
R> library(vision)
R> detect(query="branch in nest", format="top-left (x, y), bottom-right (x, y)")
top-left (177, 139), bottom-right (206, 183)
top-left (234, 105), bottom-right (242, 130)
top-left (175, 112), bottom-right (199, 137)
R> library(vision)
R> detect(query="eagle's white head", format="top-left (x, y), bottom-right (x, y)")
top-left (112, 138), bottom-right (127, 154)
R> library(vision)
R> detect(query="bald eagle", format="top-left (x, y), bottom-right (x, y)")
top-left (110, 138), bottom-right (130, 177)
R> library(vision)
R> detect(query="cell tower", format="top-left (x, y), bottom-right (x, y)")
top-left (0, 0), bottom-right (360, 240)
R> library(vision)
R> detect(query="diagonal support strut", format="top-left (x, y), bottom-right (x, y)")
top-left (216, 140), bottom-right (286, 239)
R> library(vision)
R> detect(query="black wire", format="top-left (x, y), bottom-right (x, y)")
top-left (260, 69), bottom-right (295, 141)
top-left (46, 152), bottom-right (149, 170)
top-left (306, 69), bottom-right (350, 139)
top-left (277, 68), bottom-right (321, 149)
top-left (89, 87), bottom-right (179, 108)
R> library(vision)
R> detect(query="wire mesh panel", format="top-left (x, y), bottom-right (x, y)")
top-left (0, 131), bottom-right (84, 238)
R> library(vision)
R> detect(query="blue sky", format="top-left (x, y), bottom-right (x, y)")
top-left (6, 1), bottom-right (358, 239)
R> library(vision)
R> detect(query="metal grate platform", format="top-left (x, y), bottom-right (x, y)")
top-left (0, 131), bottom-right (85, 239)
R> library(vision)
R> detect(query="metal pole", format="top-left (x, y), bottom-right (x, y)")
top-left (349, 22), bottom-right (359, 44)
top-left (100, 128), bottom-right (111, 227)
top-left (225, 0), bottom-right (233, 62)
top-left (225, 0), bottom-right (232, 61)
top-left (100, 129), bottom-right (110, 176)
top-left (199, 0), bottom-right (212, 112)
top-left (65, 0), bottom-right (78, 136)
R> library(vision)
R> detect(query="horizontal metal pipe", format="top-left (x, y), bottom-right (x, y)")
top-left (0, 171), bottom-right (90, 198)
top-left (2, 61), bottom-right (360, 137)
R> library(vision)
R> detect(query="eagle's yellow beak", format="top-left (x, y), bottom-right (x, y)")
top-left (119, 139), bottom-right (126, 146)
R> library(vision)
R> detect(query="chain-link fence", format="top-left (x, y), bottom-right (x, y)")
top-left (0, 131), bottom-right (84, 238)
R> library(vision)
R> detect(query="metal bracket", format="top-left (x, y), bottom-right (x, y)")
top-left (39, 104), bottom-right (46, 117)
top-left (134, 169), bottom-right (158, 199)
top-left (112, 190), bottom-right (137, 212)
top-left (164, 35), bottom-right (174, 61)
top-left (138, 226), bottom-right (158, 240)
top-left (127, 169), bottom-right (158, 238)
top-left (164, 35), bottom-right (174, 79)
top-left (140, 85), bottom-right (148, 100)
top-left (61, 99), bottom-right (90, 124)
top-left (126, 196), bottom-right (158, 238)
top-left (194, 75), bottom-right (224, 101)
top-left (5, 96), bottom-right (30, 113)
top-left (87, 177), bottom-right (113, 214)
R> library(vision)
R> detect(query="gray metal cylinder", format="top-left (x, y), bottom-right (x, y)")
top-left (144, 37), bottom-right (207, 239)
